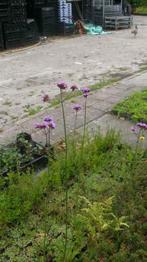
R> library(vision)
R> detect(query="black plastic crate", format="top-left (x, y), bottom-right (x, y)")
top-left (34, 0), bottom-right (45, 8)
top-left (34, 7), bottom-right (55, 19)
top-left (10, 0), bottom-right (26, 6)
top-left (42, 23), bottom-right (56, 34)
top-left (42, 7), bottom-right (55, 15)
top-left (34, 6), bottom-right (56, 35)
top-left (10, 1), bottom-right (27, 24)
top-left (0, 9), bottom-right (9, 20)
top-left (58, 22), bottom-right (74, 35)
top-left (4, 20), bottom-right (39, 49)
top-left (3, 22), bottom-right (26, 33)
top-left (3, 22), bottom-right (26, 48)
top-left (25, 19), bottom-right (39, 43)
top-left (0, 0), bottom-right (10, 22)
top-left (0, 22), bottom-right (4, 50)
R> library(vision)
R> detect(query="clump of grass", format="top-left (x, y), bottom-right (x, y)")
top-left (50, 89), bottom-right (81, 107)
top-left (2, 100), bottom-right (12, 106)
top-left (139, 63), bottom-right (147, 72)
top-left (24, 105), bottom-right (42, 116)
top-left (89, 77), bottom-right (120, 91)
top-left (112, 89), bottom-right (147, 123)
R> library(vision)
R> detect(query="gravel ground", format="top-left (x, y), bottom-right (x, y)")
top-left (0, 16), bottom-right (147, 130)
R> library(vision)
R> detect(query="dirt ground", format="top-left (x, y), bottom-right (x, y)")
top-left (0, 16), bottom-right (147, 130)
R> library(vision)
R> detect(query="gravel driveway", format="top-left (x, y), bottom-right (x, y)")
top-left (0, 15), bottom-right (147, 130)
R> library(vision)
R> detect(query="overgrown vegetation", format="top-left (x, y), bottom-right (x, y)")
top-left (129, 0), bottom-right (147, 14)
top-left (135, 6), bottom-right (147, 14)
top-left (113, 89), bottom-right (147, 123)
top-left (0, 131), bottom-right (147, 261)
top-left (0, 80), bottom-right (146, 261)
top-left (129, 0), bottom-right (147, 8)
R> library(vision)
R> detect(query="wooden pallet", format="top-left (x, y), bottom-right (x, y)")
top-left (105, 16), bottom-right (133, 30)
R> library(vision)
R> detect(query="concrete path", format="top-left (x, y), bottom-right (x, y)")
top-left (0, 70), bottom-right (147, 148)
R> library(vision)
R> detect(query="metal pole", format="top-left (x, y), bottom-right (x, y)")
top-left (121, 0), bottom-right (123, 10)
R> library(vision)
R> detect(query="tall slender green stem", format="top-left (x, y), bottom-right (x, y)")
top-left (47, 128), bottom-right (51, 177)
top-left (81, 97), bottom-right (87, 157)
top-left (44, 130), bottom-right (48, 147)
top-left (60, 90), bottom-right (68, 262)
top-left (60, 90), bottom-right (68, 153)
top-left (48, 128), bottom-right (51, 146)
top-left (74, 111), bottom-right (78, 138)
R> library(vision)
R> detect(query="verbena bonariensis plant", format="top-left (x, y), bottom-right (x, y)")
top-left (81, 87), bottom-right (90, 156)
top-left (131, 122), bottom-right (147, 166)
top-left (57, 81), bottom-right (73, 262)
top-left (35, 116), bottom-right (56, 147)
top-left (36, 81), bottom-right (89, 261)
top-left (73, 104), bottom-right (82, 138)
top-left (131, 122), bottom-right (147, 147)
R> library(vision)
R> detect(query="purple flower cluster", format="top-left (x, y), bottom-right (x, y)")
top-left (136, 122), bottom-right (147, 129)
top-left (43, 94), bottom-right (50, 102)
top-left (35, 115), bottom-right (56, 130)
top-left (73, 104), bottom-right (82, 112)
top-left (131, 122), bottom-right (147, 134)
top-left (57, 81), bottom-right (67, 90)
top-left (81, 87), bottom-right (90, 98)
top-left (35, 123), bottom-right (47, 129)
top-left (44, 116), bottom-right (53, 122)
top-left (70, 84), bottom-right (78, 91)
top-left (48, 121), bottom-right (56, 129)
top-left (57, 82), bottom-right (79, 92)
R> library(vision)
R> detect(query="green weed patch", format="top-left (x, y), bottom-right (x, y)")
top-left (113, 89), bottom-right (147, 123)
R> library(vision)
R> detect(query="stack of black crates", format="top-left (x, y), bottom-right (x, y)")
top-left (0, 0), bottom-right (40, 50)
top-left (0, 0), bottom-right (10, 50)
top-left (3, 0), bottom-right (27, 49)
top-left (34, 0), bottom-right (57, 36)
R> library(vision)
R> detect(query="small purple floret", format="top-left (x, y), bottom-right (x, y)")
top-left (81, 87), bottom-right (90, 98)
top-left (44, 116), bottom-right (53, 123)
top-left (35, 123), bottom-right (47, 129)
top-left (73, 104), bottom-right (82, 112)
top-left (48, 121), bottom-right (56, 129)
top-left (70, 85), bottom-right (78, 91)
top-left (57, 81), bottom-right (67, 90)
top-left (137, 122), bottom-right (147, 129)
top-left (131, 126), bottom-right (136, 132)
top-left (81, 87), bottom-right (90, 93)
top-left (83, 93), bottom-right (89, 98)
top-left (43, 94), bottom-right (50, 102)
